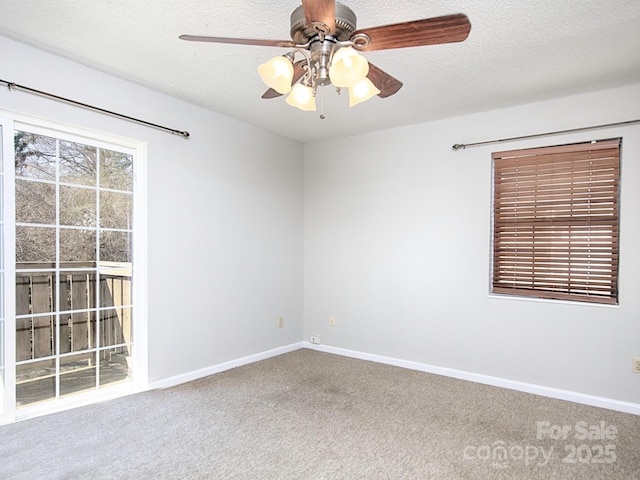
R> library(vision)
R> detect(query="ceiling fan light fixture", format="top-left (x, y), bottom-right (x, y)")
top-left (286, 83), bottom-right (317, 111)
top-left (182, 3), bottom-right (472, 114)
top-left (348, 77), bottom-right (380, 107)
top-left (258, 55), bottom-right (294, 94)
top-left (329, 46), bottom-right (369, 88)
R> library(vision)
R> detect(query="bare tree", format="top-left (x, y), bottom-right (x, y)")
top-left (14, 131), bottom-right (133, 265)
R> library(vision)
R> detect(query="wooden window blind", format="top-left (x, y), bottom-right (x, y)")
top-left (492, 139), bottom-right (620, 304)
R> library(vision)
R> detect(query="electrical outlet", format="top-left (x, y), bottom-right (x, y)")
top-left (329, 315), bottom-right (336, 327)
top-left (310, 335), bottom-right (320, 345)
top-left (633, 357), bottom-right (640, 374)
top-left (278, 316), bottom-right (284, 328)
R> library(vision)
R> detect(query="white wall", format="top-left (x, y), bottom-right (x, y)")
top-left (304, 83), bottom-right (640, 405)
top-left (1, 35), bottom-right (305, 384)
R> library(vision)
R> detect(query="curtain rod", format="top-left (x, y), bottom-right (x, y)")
top-left (451, 118), bottom-right (640, 151)
top-left (1, 78), bottom-right (190, 138)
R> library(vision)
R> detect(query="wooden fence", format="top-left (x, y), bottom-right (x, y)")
top-left (15, 262), bottom-right (132, 362)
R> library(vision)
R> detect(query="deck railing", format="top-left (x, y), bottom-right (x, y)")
top-left (15, 261), bottom-right (132, 362)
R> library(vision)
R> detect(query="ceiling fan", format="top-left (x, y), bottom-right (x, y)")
top-left (180, 0), bottom-right (471, 112)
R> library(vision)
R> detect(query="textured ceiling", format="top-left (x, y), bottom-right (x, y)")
top-left (1, 0), bottom-right (639, 143)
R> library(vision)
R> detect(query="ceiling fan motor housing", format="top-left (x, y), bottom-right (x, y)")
top-left (289, 2), bottom-right (357, 43)
top-left (290, 3), bottom-right (358, 87)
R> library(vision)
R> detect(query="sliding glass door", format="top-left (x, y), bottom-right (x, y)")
top-left (0, 124), bottom-right (5, 419)
top-left (1, 114), bottom-right (146, 421)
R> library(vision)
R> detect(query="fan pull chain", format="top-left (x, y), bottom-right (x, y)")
top-left (319, 91), bottom-right (326, 120)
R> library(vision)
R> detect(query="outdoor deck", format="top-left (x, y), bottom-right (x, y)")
top-left (14, 261), bottom-right (132, 407)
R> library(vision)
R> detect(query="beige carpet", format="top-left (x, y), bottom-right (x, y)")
top-left (1, 349), bottom-right (639, 479)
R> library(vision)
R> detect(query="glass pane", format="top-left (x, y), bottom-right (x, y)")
top-left (99, 346), bottom-right (131, 387)
top-left (16, 226), bottom-right (56, 262)
top-left (16, 273), bottom-right (54, 315)
top-left (100, 149), bottom-right (133, 191)
top-left (15, 179), bottom-right (56, 224)
top-left (12, 129), bottom-right (135, 410)
top-left (100, 231), bottom-right (131, 262)
top-left (59, 185), bottom-right (96, 226)
top-left (100, 307), bottom-right (131, 347)
top-left (14, 131), bottom-right (57, 181)
top-left (16, 358), bottom-right (56, 407)
top-left (59, 140), bottom-right (96, 186)
top-left (58, 271), bottom-right (97, 312)
top-left (100, 191), bottom-right (132, 229)
top-left (100, 272), bottom-right (132, 308)
top-left (59, 311), bottom-right (96, 354)
top-left (60, 352), bottom-right (96, 397)
top-left (16, 315), bottom-right (55, 361)
top-left (59, 229), bottom-right (96, 263)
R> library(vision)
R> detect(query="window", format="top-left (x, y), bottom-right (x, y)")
top-left (1, 113), bottom-right (146, 421)
top-left (492, 139), bottom-right (620, 305)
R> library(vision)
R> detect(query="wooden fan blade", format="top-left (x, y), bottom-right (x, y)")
top-left (179, 35), bottom-right (295, 48)
top-left (302, 0), bottom-right (336, 35)
top-left (366, 63), bottom-right (403, 98)
top-left (351, 14), bottom-right (471, 52)
top-left (261, 88), bottom-right (285, 100)
top-left (261, 62), bottom-right (308, 99)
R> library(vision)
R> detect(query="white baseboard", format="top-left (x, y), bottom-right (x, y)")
top-left (148, 340), bottom-right (640, 415)
top-left (149, 342), bottom-right (304, 390)
top-left (303, 342), bottom-right (640, 416)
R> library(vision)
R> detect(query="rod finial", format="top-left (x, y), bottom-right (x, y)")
top-left (452, 143), bottom-right (466, 150)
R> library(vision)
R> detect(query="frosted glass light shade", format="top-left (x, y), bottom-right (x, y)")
top-left (286, 83), bottom-right (316, 111)
top-left (348, 78), bottom-right (380, 107)
top-left (329, 47), bottom-right (369, 88)
top-left (258, 56), bottom-right (294, 94)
